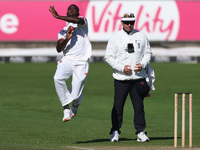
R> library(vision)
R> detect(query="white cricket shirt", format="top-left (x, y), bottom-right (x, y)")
top-left (105, 29), bottom-right (152, 80)
top-left (58, 17), bottom-right (92, 61)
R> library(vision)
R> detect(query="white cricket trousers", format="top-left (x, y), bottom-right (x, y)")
top-left (53, 58), bottom-right (89, 107)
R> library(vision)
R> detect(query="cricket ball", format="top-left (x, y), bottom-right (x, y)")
top-left (69, 26), bottom-right (74, 31)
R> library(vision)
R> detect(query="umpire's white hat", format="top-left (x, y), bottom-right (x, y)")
top-left (121, 12), bottom-right (136, 21)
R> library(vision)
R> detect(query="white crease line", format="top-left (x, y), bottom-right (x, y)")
top-left (68, 146), bottom-right (94, 150)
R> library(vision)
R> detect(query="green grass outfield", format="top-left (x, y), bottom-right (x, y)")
top-left (0, 62), bottom-right (200, 150)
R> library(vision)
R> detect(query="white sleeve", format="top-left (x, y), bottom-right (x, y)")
top-left (105, 35), bottom-right (124, 72)
top-left (141, 34), bottom-right (152, 69)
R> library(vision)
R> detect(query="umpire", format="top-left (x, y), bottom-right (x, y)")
top-left (105, 12), bottom-right (152, 142)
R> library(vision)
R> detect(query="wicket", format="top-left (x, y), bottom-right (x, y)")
top-left (174, 93), bottom-right (192, 148)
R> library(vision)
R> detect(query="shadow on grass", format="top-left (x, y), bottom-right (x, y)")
top-left (76, 138), bottom-right (133, 143)
top-left (149, 137), bottom-right (174, 141)
top-left (76, 137), bottom-right (175, 144)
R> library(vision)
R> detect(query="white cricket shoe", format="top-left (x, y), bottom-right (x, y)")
top-left (110, 130), bottom-right (119, 142)
top-left (62, 109), bottom-right (72, 122)
top-left (70, 103), bottom-right (79, 118)
top-left (137, 131), bottom-right (150, 142)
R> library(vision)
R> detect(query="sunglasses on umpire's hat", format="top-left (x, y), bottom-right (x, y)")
top-left (121, 12), bottom-right (136, 21)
